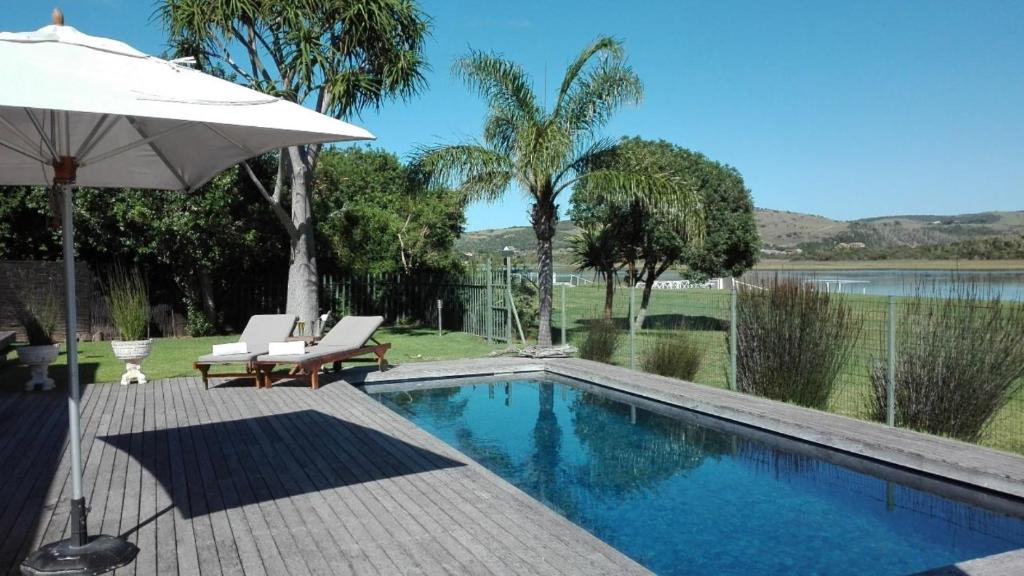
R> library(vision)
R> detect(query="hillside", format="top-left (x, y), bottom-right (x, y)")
top-left (457, 209), bottom-right (1024, 261)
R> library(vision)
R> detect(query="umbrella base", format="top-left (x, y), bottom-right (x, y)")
top-left (20, 535), bottom-right (138, 576)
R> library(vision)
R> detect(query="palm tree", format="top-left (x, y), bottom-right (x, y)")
top-left (569, 224), bottom-right (623, 320)
top-left (415, 36), bottom-right (702, 346)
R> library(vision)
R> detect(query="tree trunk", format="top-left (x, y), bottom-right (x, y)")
top-left (603, 273), bottom-right (615, 321)
top-left (199, 270), bottom-right (216, 322)
top-left (634, 263), bottom-right (656, 331)
top-left (286, 147), bottom-right (319, 332)
top-left (532, 200), bottom-right (557, 347)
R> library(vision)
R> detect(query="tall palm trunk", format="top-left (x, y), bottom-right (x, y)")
top-left (532, 199), bottom-right (557, 347)
top-left (286, 147), bottom-right (319, 331)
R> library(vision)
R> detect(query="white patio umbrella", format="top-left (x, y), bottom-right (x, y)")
top-left (0, 13), bottom-right (373, 575)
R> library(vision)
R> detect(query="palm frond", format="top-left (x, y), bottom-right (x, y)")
top-left (553, 36), bottom-right (625, 113)
top-left (558, 57), bottom-right (643, 138)
top-left (410, 143), bottom-right (514, 203)
top-left (570, 166), bottom-right (706, 244)
top-left (454, 50), bottom-right (540, 122)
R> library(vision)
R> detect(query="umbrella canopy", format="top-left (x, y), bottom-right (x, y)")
top-left (0, 20), bottom-right (374, 575)
top-left (0, 24), bottom-right (374, 190)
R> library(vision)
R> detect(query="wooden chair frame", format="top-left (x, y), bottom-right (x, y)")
top-left (193, 360), bottom-right (262, 390)
top-left (254, 340), bottom-right (391, 390)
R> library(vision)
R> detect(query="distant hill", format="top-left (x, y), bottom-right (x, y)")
top-left (456, 221), bottom-right (579, 260)
top-left (456, 209), bottom-right (1024, 261)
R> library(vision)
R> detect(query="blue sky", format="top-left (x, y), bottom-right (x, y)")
top-left (7, 1), bottom-right (1023, 231)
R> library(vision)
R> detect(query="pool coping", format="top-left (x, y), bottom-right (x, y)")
top-left (349, 356), bottom-right (1024, 575)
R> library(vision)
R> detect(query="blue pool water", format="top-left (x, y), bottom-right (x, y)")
top-left (370, 378), bottom-right (1024, 576)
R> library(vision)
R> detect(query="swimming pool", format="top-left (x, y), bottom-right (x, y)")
top-left (369, 376), bottom-right (1024, 576)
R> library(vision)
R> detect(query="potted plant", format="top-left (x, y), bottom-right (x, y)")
top-left (106, 266), bottom-right (152, 385)
top-left (15, 288), bottom-right (61, 391)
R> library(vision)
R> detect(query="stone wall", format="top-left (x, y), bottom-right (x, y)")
top-left (0, 261), bottom-right (95, 343)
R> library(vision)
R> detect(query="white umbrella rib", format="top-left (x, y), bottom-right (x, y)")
top-left (74, 113), bottom-right (114, 160)
top-left (79, 121), bottom-right (194, 167)
top-left (126, 119), bottom-right (191, 190)
top-left (0, 112), bottom-right (52, 162)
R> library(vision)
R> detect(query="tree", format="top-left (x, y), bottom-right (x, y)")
top-left (568, 224), bottom-right (623, 320)
top-left (572, 138), bottom-right (756, 329)
top-left (414, 37), bottom-right (701, 346)
top-left (313, 147), bottom-right (466, 276)
top-left (161, 0), bottom-right (430, 326)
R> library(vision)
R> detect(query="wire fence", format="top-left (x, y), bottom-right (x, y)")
top-left (225, 270), bottom-right (1023, 455)
top-left (559, 283), bottom-right (1024, 456)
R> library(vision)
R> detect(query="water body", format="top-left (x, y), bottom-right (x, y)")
top-left (740, 269), bottom-right (1024, 299)
top-left (371, 378), bottom-right (1024, 576)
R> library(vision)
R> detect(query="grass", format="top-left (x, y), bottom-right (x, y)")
top-left (0, 327), bottom-right (507, 389)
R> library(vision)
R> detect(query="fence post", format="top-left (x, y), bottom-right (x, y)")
top-left (560, 283), bottom-right (567, 346)
top-left (505, 257), bottom-right (512, 344)
top-left (486, 260), bottom-right (494, 343)
top-left (886, 295), bottom-right (897, 427)
top-left (629, 282), bottom-right (637, 371)
top-left (729, 287), bottom-right (738, 391)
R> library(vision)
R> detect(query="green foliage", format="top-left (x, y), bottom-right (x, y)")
top-left (184, 302), bottom-right (216, 337)
top-left (797, 234), bottom-right (1024, 261)
top-left (641, 333), bottom-right (703, 381)
top-left (569, 224), bottom-right (622, 319)
top-left (869, 285), bottom-right (1024, 441)
top-left (105, 266), bottom-right (150, 341)
top-left (0, 187), bottom-right (61, 260)
top-left (15, 287), bottom-right (60, 346)
top-left (160, 0), bottom-right (429, 117)
top-left (413, 37), bottom-right (701, 345)
top-left (511, 279), bottom-right (539, 336)
top-left (735, 279), bottom-right (861, 409)
top-left (576, 320), bottom-right (621, 364)
top-left (314, 147), bottom-right (466, 276)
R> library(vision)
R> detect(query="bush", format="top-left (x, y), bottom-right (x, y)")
top-left (734, 279), bottom-right (860, 409)
top-left (184, 303), bottom-right (215, 337)
top-left (577, 320), bottom-right (620, 364)
top-left (869, 284), bottom-right (1024, 442)
top-left (641, 332), bottom-right (703, 380)
top-left (105, 266), bottom-right (150, 341)
top-left (511, 279), bottom-right (539, 338)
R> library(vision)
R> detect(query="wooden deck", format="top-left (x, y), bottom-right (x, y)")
top-left (0, 374), bottom-right (647, 575)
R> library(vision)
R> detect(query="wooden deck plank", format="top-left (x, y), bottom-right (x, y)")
top-left (0, 395), bottom-right (71, 575)
top-left (188, 382), bottom-right (289, 576)
top-left (2, 383), bottom-right (115, 575)
top-left (208, 384), bottom-right (321, 576)
top-left (0, 373), bottom-right (650, 576)
top-left (266, 388), bottom-right (506, 576)
top-left (33, 382), bottom-right (113, 556)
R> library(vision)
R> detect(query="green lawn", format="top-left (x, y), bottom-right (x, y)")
top-left (0, 327), bottom-right (506, 390)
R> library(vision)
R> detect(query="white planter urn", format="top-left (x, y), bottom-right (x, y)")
top-left (111, 339), bottom-right (153, 386)
top-left (17, 344), bottom-right (59, 391)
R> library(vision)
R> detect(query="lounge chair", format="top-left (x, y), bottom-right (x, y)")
top-left (254, 315), bottom-right (390, 389)
top-left (193, 314), bottom-right (297, 389)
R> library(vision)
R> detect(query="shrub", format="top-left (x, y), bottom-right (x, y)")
top-left (16, 288), bottom-right (60, 345)
top-left (577, 320), bottom-right (620, 364)
top-left (641, 332), bottom-right (703, 380)
top-left (511, 279), bottom-right (539, 337)
top-left (184, 303), bottom-right (215, 337)
top-left (734, 279), bottom-right (860, 409)
top-left (105, 266), bottom-right (150, 341)
top-left (869, 284), bottom-right (1024, 442)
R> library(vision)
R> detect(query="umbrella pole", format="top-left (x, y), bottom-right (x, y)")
top-left (21, 164), bottom-right (138, 576)
top-left (61, 182), bottom-right (87, 547)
